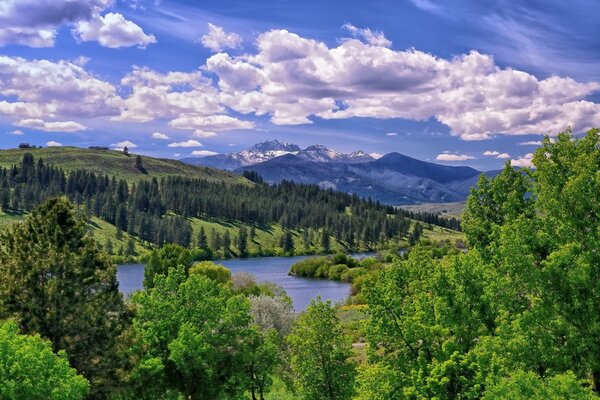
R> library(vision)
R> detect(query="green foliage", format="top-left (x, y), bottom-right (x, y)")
top-left (144, 244), bottom-right (192, 288)
top-left (129, 266), bottom-right (254, 399)
top-left (0, 198), bottom-right (128, 398)
top-left (483, 371), bottom-right (596, 400)
top-left (190, 261), bottom-right (232, 283)
top-left (287, 298), bottom-right (357, 400)
top-left (0, 320), bottom-right (89, 400)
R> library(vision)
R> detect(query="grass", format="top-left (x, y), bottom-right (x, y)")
top-left (400, 201), bottom-right (466, 220)
top-left (189, 217), bottom-right (348, 256)
top-left (420, 223), bottom-right (465, 243)
top-left (0, 146), bottom-right (248, 185)
top-left (0, 210), bottom-right (23, 231)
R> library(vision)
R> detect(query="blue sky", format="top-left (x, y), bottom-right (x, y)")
top-left (0, 0), bottom-right (598, 170)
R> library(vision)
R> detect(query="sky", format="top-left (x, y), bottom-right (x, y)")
top-left (0, 0), bottom-right (599, 170)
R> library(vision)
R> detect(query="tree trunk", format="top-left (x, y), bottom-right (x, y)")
top-left (592, 369), bottom-right (600, 392)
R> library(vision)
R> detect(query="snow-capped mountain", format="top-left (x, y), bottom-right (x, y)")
top-left (181, 140), bottom-right (375, 170)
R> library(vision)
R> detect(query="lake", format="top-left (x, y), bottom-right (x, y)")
top-left (117, 253), bottom-right (373, 311)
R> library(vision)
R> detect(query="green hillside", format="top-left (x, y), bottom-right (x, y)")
top-left (0, 146), bottom-right (247, 184)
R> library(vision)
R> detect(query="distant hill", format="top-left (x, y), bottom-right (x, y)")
top-left (0, 147), bottom-right (248, 185)
top-left (236, 152), bottom-right (498, 205)
top-left (182, 139), bottom-right (376, 170)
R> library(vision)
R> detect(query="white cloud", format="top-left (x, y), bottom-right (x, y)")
top-left (151, 131), bottom-right (170, 140)
top-left (191, 150), bottom-right (219, 157)
top-left (7, 129), bottom-right (24, 135)
top-left (496, 152), bottom-right (510, 159)
top-left (518, 140), bottom-right (542, 146)
top-left (342, 23), bottom-right (392, 47)
top-left (168, 140), bottom-right (203, 148)
top-left (15, 118), bottom-right (87, 132)
top-left (169, 114), bottom-right (255, 135)
top-left (205, 28), bottom-right (600, 139)
top-left (0, 0), bottom-right (111, 47)
top-left (46, 140), bottom-right (63, 147)
top-left (386, 132), bottom-right (398, 136)
top-left (511, 153), bottom-right (534, 167)
top-left (483, 150), bottom-right (500, 156)
top-left (200, 23), bottom-right (242, 52)
top-left (436, 153), bottom-right (475, 161)
top-left (118, 66), bottom-right (222, 122)
top-left (0, 55), bottom-right (122, 120)
top-left (111, 140), bottom-right (137, 151)
top-left (73, 12), bottom-right (156, 48)
top-left (0, 1), bottom-right (154, 49)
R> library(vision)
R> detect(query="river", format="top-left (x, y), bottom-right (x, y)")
top-left (117, 253), bottom-right (373, 311)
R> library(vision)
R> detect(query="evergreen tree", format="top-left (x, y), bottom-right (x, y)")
top-left (223, 230), bottom-right (232, 258)
top-left (197, 226), bottom-right (208, 249)
top-left (279, 231), bottom-right (294, 255)
top-left (237, 226), bottom-right (249, 257)
top-left (0, 198), bottom-right (128, 398)
top-left (321, 229), bottom-right (331, 254)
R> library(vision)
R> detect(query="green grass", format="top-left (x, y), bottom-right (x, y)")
top-left (0, 146), bottom-right (248, 185)
top-left (400, 201), bottom-right (466, 219)
top-left (87, 217), bottom-right (149, 257)
top-left (0, 210), bottom-right (23, 231)
top-left (189, 217), bottom-right (348, 256)
top-left (421, 223), bottom-right (465, 243)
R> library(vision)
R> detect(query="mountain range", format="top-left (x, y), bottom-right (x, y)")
top-left (182, 140), bottom-right (500, 205)
top-left (181, 140), bottom-right (376, 170)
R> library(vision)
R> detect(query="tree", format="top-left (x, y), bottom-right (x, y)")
top-left (279, 231), bottom-right (294, 255)
top-left (129, 265), bottom-right (253, 399)
top-left (223, 230), bottom-right (232, 258)
top-left (135, 155), bottom-right (147, 174)
top-left (0, 320), bottom-right (89, 400)
top-left (321, 229), bottom-right (331, 254)
top-left (0, 198), bottom-right (128, 398)
top-left (482, 371), bottom-right (596, 400)
top-left (237, 226), bottom-right (249, 257)
top-left (197, 226), bottom-right (208, 249)
top-left (287, 298), bottom-right (356, 400)
top-left (144, 244), bottom-right (192, 288)
top-left (123, 146), bottom-right (129, 156)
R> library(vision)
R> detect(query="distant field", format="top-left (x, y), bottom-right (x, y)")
top-left (0, 147), bottom-right (248, 185)
top-left (401, 201), bottom-right (466, 220)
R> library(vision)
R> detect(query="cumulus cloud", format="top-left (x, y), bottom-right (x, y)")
top-left (483, 150), bottom-right (500, 156)
top-left (73, 12), bottom-right (156, 48)
top-left (518, 140), bottom-right (542, 146)
top-left (7, 129), bottom-right (24, 135)
top-left (168, 140), bottom-right (203, 148)
top-left (386, 132), bottom-right (398, 136)
top-left (201, 23), bottom-right (242, 52)
top-left (0, 55), bottom-right (122, 121)
top-left (46, 140), bottom-right (63, 147)
top-left (169, 114), bottom-right (255, 136)
top-left (15, 118), bottom-right (87, 132)
top-left (0, 0), bottom-right (155, 49)
top-left (151, 131), bottom-right (170, 140)
top-left (204, 28), bottom-right (600, 139)
top-left (342, 23), bottom-right (392, 47)
top-left (496, 152), bottom-right (510, 159)
top-left (436, 153), bottom-right (475, 161)
top-left (118, 66), bottom-right (222, 122)
top-left (191, 150), bottom-right (219, 157)
top-left (111, 140), bottom-right (137, 151)
top-left (511, 153), bottom-right (534, 167)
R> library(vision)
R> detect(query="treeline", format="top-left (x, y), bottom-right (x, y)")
top-left (0, 153), bottom-right (458, 253)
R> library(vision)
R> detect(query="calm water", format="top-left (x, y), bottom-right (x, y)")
top-left (117, 253), bottom-right (373, 311)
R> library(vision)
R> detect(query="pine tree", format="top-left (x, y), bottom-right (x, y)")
top-left (0, 198), bottom-right (128, 397)
top-left (223, 230), bottom-right (232, 258)
top-left (237, 226), bottom-right (248, 257)
top-left (197, 226), bottom-right (208, 249)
